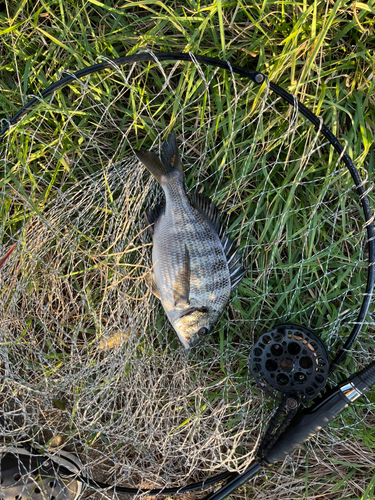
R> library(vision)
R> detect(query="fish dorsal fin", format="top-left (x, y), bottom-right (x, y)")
top-left (190, 193), bottom-right (221, 234)
top-left (146, 271), bottom-right (161, 299)
top-left (227, 251), bottom-right (247, 291)
top-left (230, 266), bottom-right (247, 290)
top-left (145, 204), bottom-right (165, 234)
top-left (161, 130), bottom-right (183, 174)
top-left (223, 235), bottom-right (247, 290)
top-left (173, 245), bottom-right (191, 306)
top-left (191, 192), bottom-right (247, 291)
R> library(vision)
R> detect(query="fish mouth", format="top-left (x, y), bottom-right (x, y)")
top-left (175, 321), bottom-right (207, 351)
top-left (172, 329), bottom-right (192, 349)
top-left (173, 317), bottom-right (196, 350)
top-left (187, 335), bottom-right (202, 349)
top-left (177, 332), bottom-right (200, 350)
top-left (174, 306), bottom-right (210, 349)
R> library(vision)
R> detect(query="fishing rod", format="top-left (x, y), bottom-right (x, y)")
top-left (1, 53), bottom-right (374, 500)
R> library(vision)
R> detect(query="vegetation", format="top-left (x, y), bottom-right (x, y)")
top-left (1, 1), bottom-right (375, 499)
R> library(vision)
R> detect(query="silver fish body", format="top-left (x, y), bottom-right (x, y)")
top-left (136, 132), bottom-right (246, 348)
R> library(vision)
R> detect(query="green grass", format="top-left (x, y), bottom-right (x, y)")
top-left (1, 1), bottom-right (375, 499)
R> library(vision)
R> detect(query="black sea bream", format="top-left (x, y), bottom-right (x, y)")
top-left (136, 131), bottom-right (246, 348)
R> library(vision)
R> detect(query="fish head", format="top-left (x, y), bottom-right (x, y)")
top-left (172, 306), bottom-right (218, 349)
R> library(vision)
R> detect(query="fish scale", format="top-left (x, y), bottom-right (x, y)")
top-left (136, 130), bottom-right (246, 348)
top-left (154, 207), bottom-right (229, 307)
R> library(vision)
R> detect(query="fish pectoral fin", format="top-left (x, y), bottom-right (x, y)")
top-left (146, 271), bottom-right (161, 300)
top-left (173, 245), bottom-right (191, 306)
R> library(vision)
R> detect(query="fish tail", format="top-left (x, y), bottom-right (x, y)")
top-left (161, 131), bottom-right (183, 174)
top-left (135, 131), bottom-right (183, 185)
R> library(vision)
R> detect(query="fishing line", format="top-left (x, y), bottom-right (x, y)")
top-left (1, 52), bottom-right (374, 499)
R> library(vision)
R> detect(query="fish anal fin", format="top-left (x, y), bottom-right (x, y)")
top-left (173, 245), bottom-right (191, 306)
top-left (145, 204), bottom-right (165, 234)
top-left (146, 271), bottom-right (161, 300)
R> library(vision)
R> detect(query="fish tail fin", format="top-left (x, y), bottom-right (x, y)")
top-left (135, 131), bottom-right (183, 185)
top-left (161, 131), bottom-right (183, 174)
top-left (135, 150), bottom-right (168, 184)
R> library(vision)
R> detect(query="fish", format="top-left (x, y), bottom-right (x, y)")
top-left (135, 131), bottom-right (246, 349)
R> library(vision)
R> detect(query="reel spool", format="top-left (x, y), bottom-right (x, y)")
top-left (250, 324), bottom-right (329, 402)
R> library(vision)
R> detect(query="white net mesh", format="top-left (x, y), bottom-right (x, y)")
top-left (0, 52), bottom-right (372, 496)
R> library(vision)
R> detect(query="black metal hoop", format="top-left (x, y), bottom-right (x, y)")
top-left (1, 52), bottom-right (374, 496)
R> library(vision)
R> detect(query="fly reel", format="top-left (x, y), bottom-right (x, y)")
top-left (250, 324), bottom-right (329, 402)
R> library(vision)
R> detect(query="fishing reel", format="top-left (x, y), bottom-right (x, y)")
top-left (250, 323), bottom-right (330, 404)
top-left (249, 324), bottom-right (330, 466)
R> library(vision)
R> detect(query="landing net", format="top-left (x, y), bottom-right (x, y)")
top-left (0, 53), bottom-right (372, 495)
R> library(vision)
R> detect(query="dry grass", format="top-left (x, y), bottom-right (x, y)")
top-left (1, 1), bottom-right (375, 499)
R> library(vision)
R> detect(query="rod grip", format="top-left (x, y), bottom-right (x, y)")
top-left (265, 391), bottom-right (349, 464)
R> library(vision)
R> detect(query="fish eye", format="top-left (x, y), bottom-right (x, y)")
top-left (198, 327), bottom-right (209, 337)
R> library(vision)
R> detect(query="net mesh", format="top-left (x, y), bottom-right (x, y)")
top-left (0, 52), bottom-right (373, 495)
